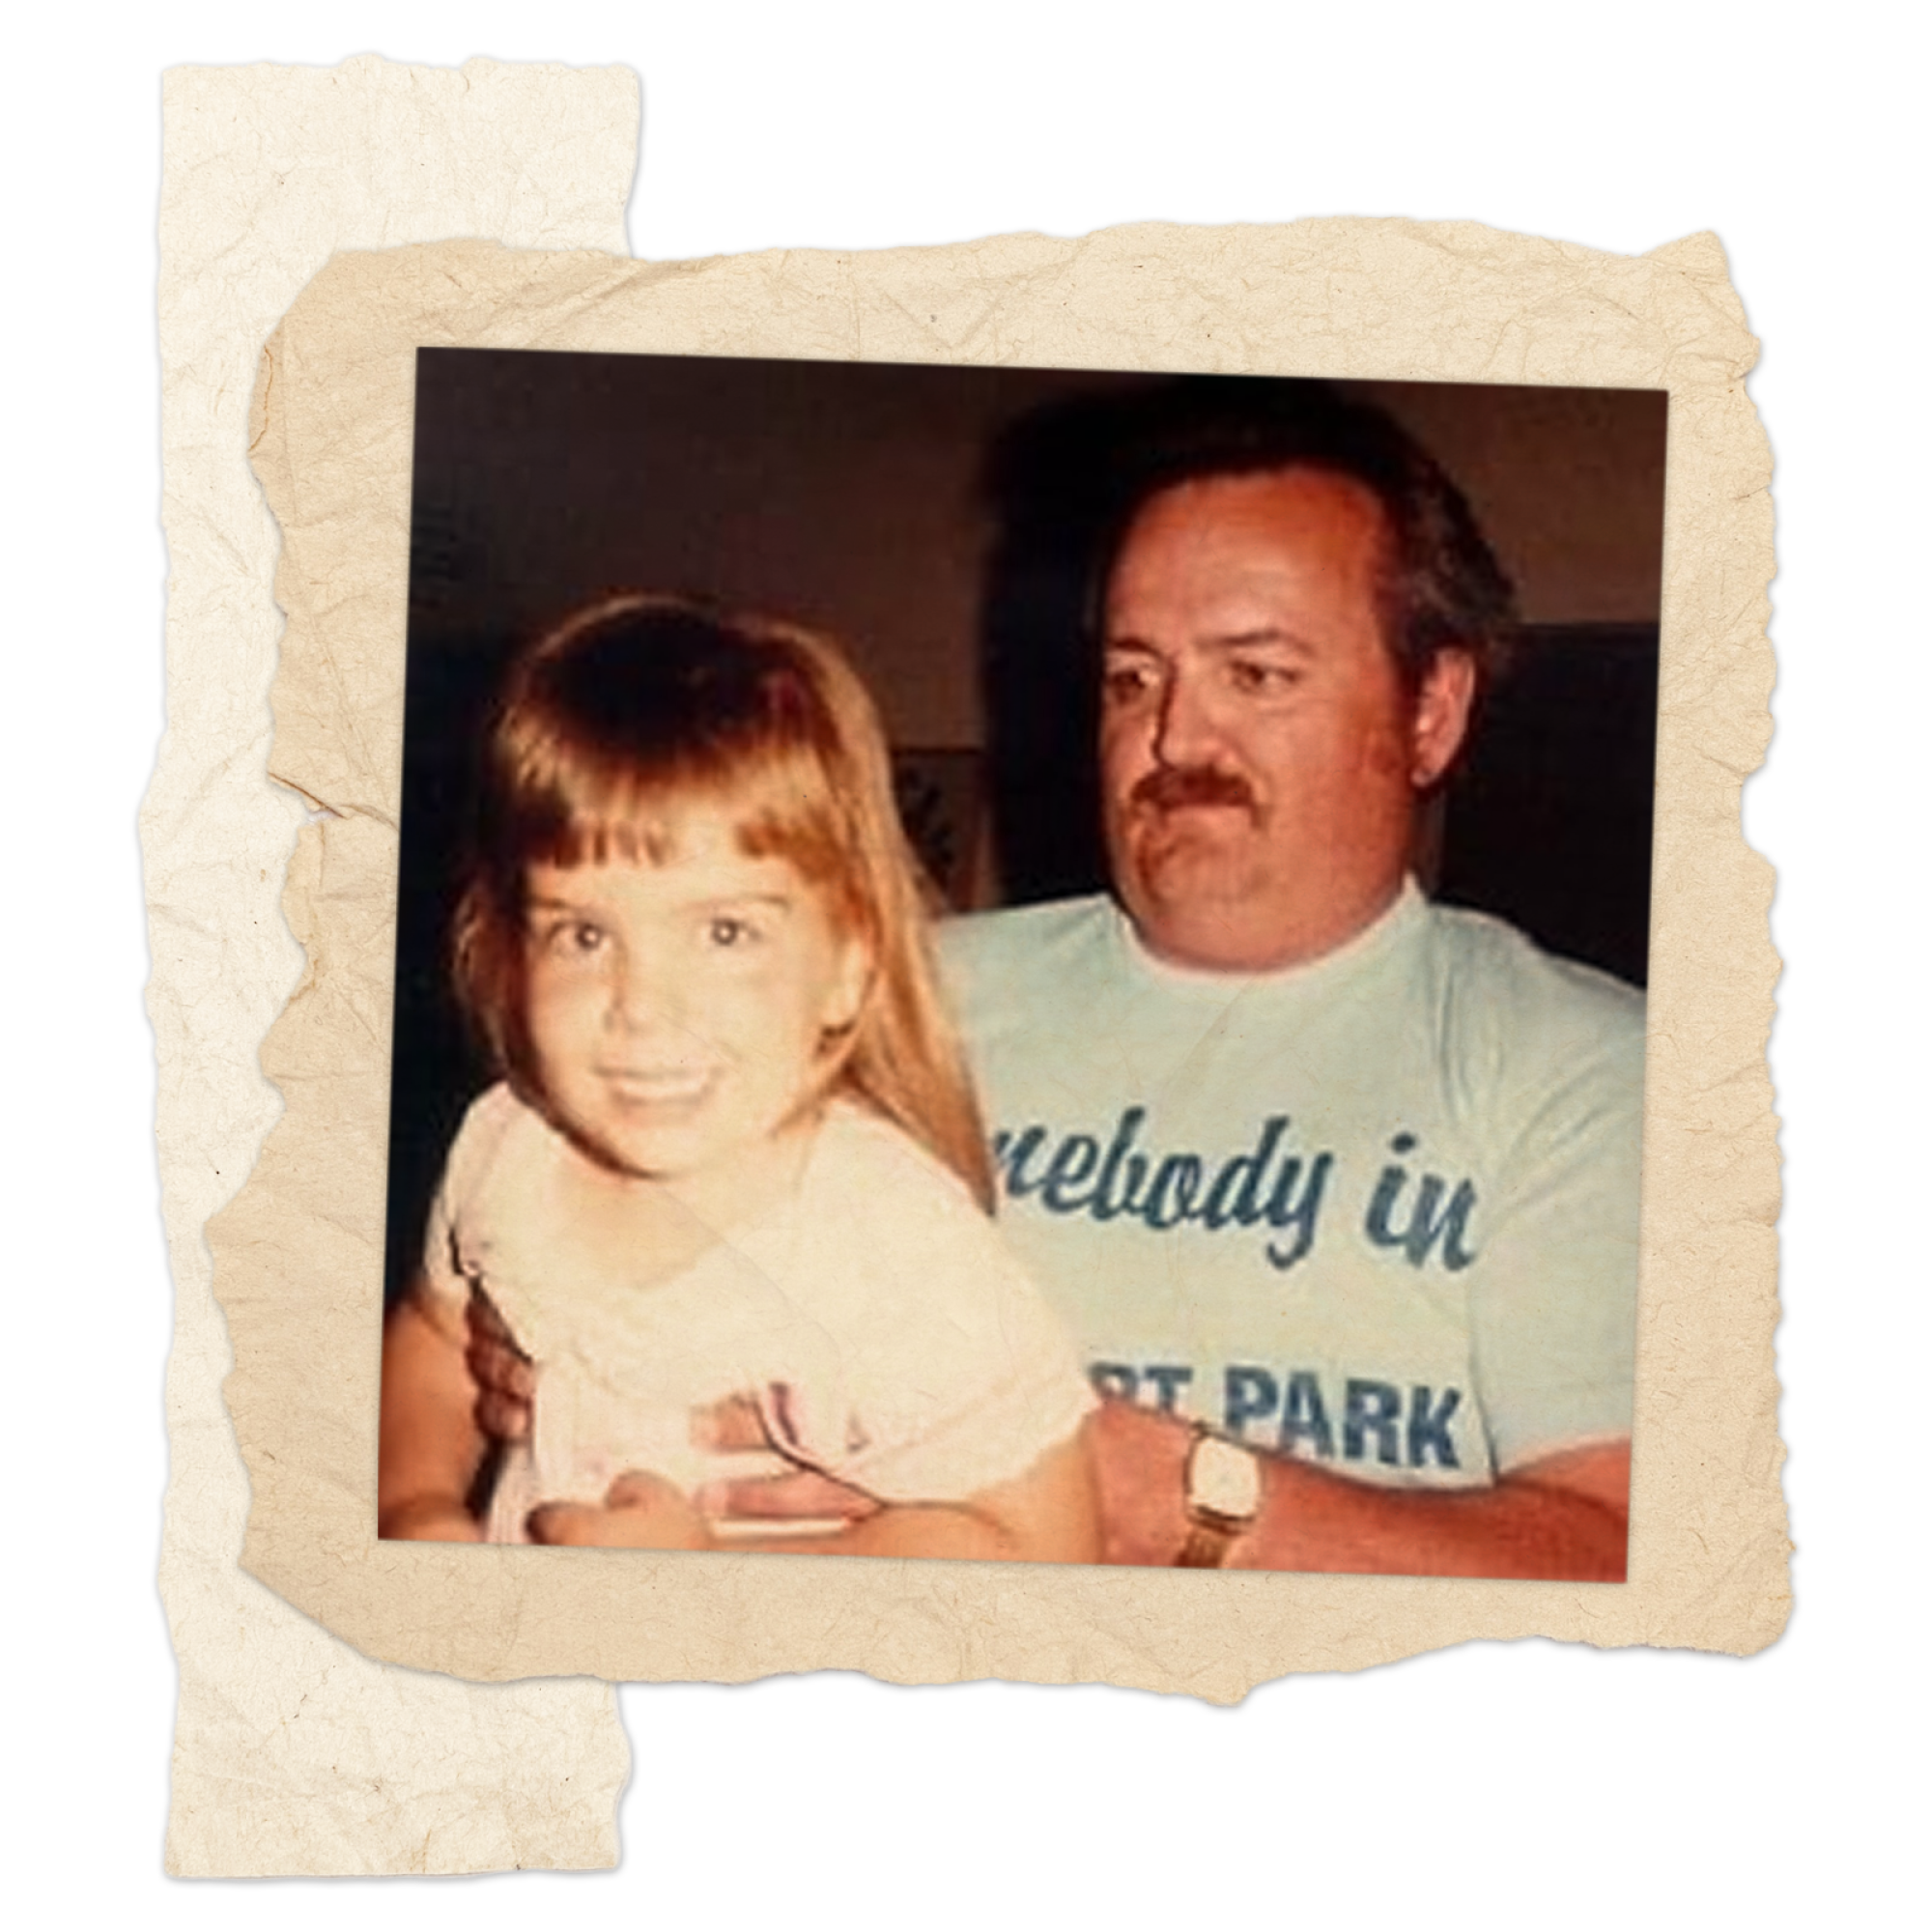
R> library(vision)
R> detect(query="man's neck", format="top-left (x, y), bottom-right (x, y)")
top-left (1128, 875), bottom-right (1413, 978)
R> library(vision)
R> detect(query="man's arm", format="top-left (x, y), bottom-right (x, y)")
top-left (379, 1295), bottom-right (488, 1541)
top-left (472, 1297), bottom-right (1103, 1564)
top-left (729, 1435), bottom-right (1097, 1564)
top-left (536, 1377), bottom-right (1625, 1577)
top-left (533, 1432), bottom-right (1099, 1565)
top-left (1088, 1400), bottom-right (1629, 1578)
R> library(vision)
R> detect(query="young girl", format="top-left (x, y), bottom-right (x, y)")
top-left (378, 594), bottom-right (1098, 1561)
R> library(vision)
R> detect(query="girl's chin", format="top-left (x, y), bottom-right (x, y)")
top-left (586, 1126), bottom-right (721, 1179)
top-left (565, 1113), bottom-right (781, 1189)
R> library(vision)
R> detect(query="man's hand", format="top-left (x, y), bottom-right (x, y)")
top-left (466, 1294), bottom-right (534, 1442)
top-left (1082, 1399), bottom-right (1196, 1565)
top-left (526, 1471), bottom-right (714, 1549)
top-left (687, 1393), bottom-right (880, 1529)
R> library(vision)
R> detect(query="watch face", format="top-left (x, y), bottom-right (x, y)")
top-left (1191, 1435), bottom-right (1263, 1520)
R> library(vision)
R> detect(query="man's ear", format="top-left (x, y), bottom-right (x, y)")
top-left (1410, 649), bottom-right (1477, 788)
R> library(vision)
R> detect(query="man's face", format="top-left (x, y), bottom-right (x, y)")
top-left (1099, 467), bottom-right (1472, 973)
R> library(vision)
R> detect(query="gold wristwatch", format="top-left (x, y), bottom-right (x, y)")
top-left (1177, 1426), bottom-right (1264, 1568)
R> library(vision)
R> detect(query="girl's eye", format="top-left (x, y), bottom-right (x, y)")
top-left (706, 915), bottom-right (758, 950)
top-left (541, 919), bottom-right (606, 958)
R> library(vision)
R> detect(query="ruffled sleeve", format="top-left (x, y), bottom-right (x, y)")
top-left (412, 1083), bottom-right (529, 1340)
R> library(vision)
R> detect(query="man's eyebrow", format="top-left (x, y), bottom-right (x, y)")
top-left (1101, 628), bottom-right (1316, 654)
top-left (1204, 627), bottom-right (1316, 654)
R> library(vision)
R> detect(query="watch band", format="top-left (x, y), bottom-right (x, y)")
top-left (1175, 1513), bottom-right (1246, 1569)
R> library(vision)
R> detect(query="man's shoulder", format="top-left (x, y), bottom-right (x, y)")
top-left (937, 895), bottom-right (1117, 1004)
top-left (1419, 901), bottom-right (1647, 1082)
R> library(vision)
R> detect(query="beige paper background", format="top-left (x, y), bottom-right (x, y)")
top-left (150, 59), bottom-right (638, 1876)
top-left (214, 224), bottom-right (1786, 1699)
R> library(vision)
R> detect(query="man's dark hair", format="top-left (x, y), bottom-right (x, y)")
top-left (1079, 377), bottom-right (1518, 696)
top-left (979, 375), bottom-right (1518, 902)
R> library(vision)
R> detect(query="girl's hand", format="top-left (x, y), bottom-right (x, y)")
top-left (687, 1392), bottom-right (880, 1528)
top-left (525, 1472), bottom-right (715, 1550)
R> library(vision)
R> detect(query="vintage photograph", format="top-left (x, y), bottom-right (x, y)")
top-left (377, 351), bottom-right (1664, 1578)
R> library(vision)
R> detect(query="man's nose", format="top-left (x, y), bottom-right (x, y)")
top-left (1151, 665), bottom-right (1223, 769)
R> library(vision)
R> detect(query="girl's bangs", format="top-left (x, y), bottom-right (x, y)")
top-left (515, 730), bottom-right (862, 910)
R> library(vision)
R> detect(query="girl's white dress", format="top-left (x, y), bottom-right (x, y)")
top-left (417, 1084), bottom-right (1095, 1543)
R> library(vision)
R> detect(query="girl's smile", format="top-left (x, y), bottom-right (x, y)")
top-left (523, 807), bottom-right (869, 1192)
top-left (597, 1066), bottom-right (716, 1106)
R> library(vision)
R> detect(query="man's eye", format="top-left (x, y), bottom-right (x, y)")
top-left (1103, 660), bottom-right (1160, 702)
top-left (1230, 658), bottom-right (1299, 695)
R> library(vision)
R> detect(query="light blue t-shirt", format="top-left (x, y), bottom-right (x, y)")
top-left (939, 884), bottom-right (1645, 1488)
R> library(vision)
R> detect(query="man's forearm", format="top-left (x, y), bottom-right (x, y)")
top-left (1087, 1402), bottom-right (1628, 1579)
top-left (1229, 1451), bottom-right (1629, 1580)
top-left (379, 1492), bottom-right (484, 1542)
top-left (719, 1504), bottom-right (1019, 1562)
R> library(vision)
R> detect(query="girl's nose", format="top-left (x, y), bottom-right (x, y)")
top-left (606, 953), bottom-right (690, 1035)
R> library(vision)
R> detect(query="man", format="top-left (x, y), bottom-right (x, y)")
top-left (937, 382), bottom-right (1641, 1577)
top-left (481, 380), bottom-right (1642, 1578)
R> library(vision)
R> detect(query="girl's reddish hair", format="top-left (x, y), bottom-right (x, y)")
top-left (452, 593), bottom-right (994, 1209)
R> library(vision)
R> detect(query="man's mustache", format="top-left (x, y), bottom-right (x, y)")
top-left (1130, 764), bottom-right (1259, 816)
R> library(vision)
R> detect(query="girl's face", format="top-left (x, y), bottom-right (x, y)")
top-left (522, 805), bottom-right (869, 1184)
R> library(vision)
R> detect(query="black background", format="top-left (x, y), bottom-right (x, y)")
top-left (109, 42), bottom-right (1824, 1886)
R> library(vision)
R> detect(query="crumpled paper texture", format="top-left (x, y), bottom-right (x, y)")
top-left (216, 225), bottom-right (1786, 1694)
top-left (150, 58), bottom-right (637, 1876)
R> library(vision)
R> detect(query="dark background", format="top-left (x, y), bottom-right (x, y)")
top-left (105, 42), bottom-right (1824, 1886)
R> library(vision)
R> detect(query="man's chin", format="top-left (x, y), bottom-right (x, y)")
top-left (1127, 833), bottom-right (1268, 911)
